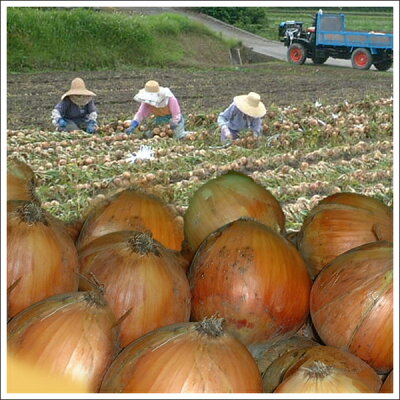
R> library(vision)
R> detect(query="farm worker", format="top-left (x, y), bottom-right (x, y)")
top-left (51, 77), bottom-right (98, 133)
top-left (218, 92), bottom-right (266, 144)
top-left (125, 80), bottom-right (187, 139)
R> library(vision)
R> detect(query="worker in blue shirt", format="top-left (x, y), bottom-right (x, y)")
top-left (217, 92), bottom-right (266, 144)
top-left (51, 77), bottom-right (98, 133)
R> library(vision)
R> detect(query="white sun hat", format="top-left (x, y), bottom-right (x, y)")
top-left (133, 80), bottom-right (173, 108)
top-left (233, 92), bottom-right (266, 118)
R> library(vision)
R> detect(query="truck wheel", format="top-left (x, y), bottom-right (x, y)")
top-left (351, 48), bottom-right (372, 70)
top-left (288, 43), bottom-right (306, 65)
top-left (312, 56), bottom-right (328, 65)
top-left (373, 60), bottom-right (393, 71)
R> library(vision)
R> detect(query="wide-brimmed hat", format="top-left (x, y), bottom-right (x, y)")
top-left (61, 78), bottom-right (96, 100)
top-left (134, 80), bottom-right (173, 107)
top-left (233, 92), bottom-right (266, 118)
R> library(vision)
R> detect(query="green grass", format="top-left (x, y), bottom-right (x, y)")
top-left (7, 7), bottom-right (237, 72)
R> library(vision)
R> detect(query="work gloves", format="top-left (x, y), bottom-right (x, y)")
top-left (125, 120), bottom-right (139, 134)
top-left (220, 125), bottom-right (232, 143)
top-left (86, 120), bottom-right (97, 134)
top-left (58, 118), bottom-right (67, 129)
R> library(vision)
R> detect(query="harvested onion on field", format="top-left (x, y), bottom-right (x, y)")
top-left (79, 230), bottom-right (191, 347)
top-left (100, 317), bottom-right (262, 393)
top-left (7, 285), bottom-right (120, 393)
top-left (263, 345), bottom-right (381, 393)
top-left (76, 188), bottom-right (184, 252)
top-left (189, 218), bottom-right (311, 346)
top-left (310, 241), bottom-right (393, 373)
top-left (183, 170), bottom-right (285, 259)
top-left (7, 200), bottom-right (79, 318)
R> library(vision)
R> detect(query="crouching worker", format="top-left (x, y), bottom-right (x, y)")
top-left (218, 92), bottom-right (266, 144)
top-left (51, 78), bottom-right (98, 133)
top-left (125, 80), bottom-right (187, 139)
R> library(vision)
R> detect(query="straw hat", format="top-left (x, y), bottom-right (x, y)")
top-left (134, 80), bottom-right (173, 107)
top-left (61, 78), bottom-right (96, 100)
top-left (233, 92), bottom-right (266, 118)
top-left (144, 80), bottom-right (161, 93)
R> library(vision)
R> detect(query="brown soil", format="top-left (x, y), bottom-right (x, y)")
top-left (7, 62), bottom-right (393, 130)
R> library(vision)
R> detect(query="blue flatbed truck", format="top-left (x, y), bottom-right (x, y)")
top-left (279, 12), bottom-right (393, 70)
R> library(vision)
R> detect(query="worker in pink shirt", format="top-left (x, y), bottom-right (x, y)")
top-left (125, 80), bottom-right (187, 139)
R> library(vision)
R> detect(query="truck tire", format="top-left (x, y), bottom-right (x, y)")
top-left (351, 48), bottom-right (373, 70)
top-left (373, 60), bottom-right (393, 71)
top-left (288, 43), bottom-right (306, 65)
top-left (312, 56), bottom-right (328, 65)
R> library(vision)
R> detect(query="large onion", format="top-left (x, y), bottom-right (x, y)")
top-left (8, 286), bottom-right (120, 392)
top-left (100, 317), bottom-right (262, 393)
top-left (7, 157), bottom-right (38, 202)
top-left (297, 193), bottom-right (393, 278)
top-left (183, 171), bottom-right (285, 258)
top-left (263, 345), bottom-right (382, 393)
top-left (79, 230), bottom-right (191, 347)
top-left (76, 188), bottom-right (184, 251)
top-left (7, 200), bottom-right (79, 318)
top-left (310, 241), bottom-right (393, 374)
top-left (188, 218), bottom-right (311, 346)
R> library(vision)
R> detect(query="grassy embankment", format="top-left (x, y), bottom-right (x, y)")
top-left (7, 7), bottom-right (238, 73)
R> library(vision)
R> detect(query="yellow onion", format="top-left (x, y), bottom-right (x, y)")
top-left (379, 370), bottom-right (393, 393)
top-left (183, 171), bottom-right (285, 259)
top-left (310, 241), bottom-right (393, 373)
top-left (297, 193), bottom-right (393, 278)
top-left (100, 317), bottom-right (262, 393)
top-left (249, 335), bottom-right (320, 377)
top-left (7, 157), bottom-right (38, 202)
top-left (189, 218), bottom-right (311, 346)
top-left (263, 345), bottom-right (381, 393)
top-left (7, 286), bottom-right (120, 392)
top-left (79, 230), bottom-right (191, 347)
top-left (76, 188), bottom-right (184, 252)
top-left (7, 200), bottom-right (79, 318)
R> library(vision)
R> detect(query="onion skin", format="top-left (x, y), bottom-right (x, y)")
top-left (76, 188), bottom-right (184, 252)
top-left (7, 200), bottom-right (79, 318)
top-left (7, 158), bottom-right (38, 202)
top-left (263, 345), bottom-right (382, 393)
top-left (8, 290), bottom-right (120, 392)
top-left (379, 370), bottom-right (393, 393)
top-left (183, 171), bottom-right (285, 258)
top-left (188, 218), bottom-right (311, 346)
top-left (79, 230), bottom-right (191, 347)
top-left (310, 241), bottom-right (393, 374)
top-left (100, 318), bottom-right (263, 393)
top-left (297, 195), bottom-right (393, 278)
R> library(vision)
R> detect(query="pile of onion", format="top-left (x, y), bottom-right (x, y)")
top-left (310, 241), bottom-right (393, 374)
top-left (7, 157), bottom-right (38, 202)
top-left (183, 171), bottom-right (285, 259)
top-left (263, 345), bottom-right (382, 393)
top-left (7, 284), bottom-right (120, 392)
top-left (297, 192), bottom-right (393, 278)
top-left (100, 317), bottom-right (262, 393)
top-left (76, 188), bottom-right (184, 252)
top-left (188, 217), bottom-right (311, 346)
top-left (7, 200), bottom-right (79, 318)
top-left (79, 230), bottom-right (191, 347)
